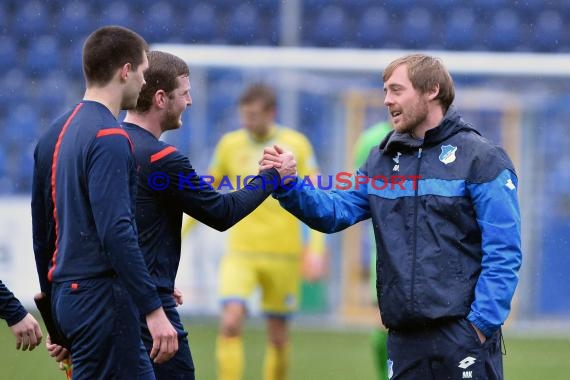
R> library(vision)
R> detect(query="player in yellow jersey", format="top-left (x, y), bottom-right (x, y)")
top-left (210, 84), bottom-right (325, 380)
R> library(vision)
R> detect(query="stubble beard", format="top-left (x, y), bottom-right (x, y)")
top-left (162, 108), bottom-right (182, 132)
top-left (395, 100), bottom-right (428, 136)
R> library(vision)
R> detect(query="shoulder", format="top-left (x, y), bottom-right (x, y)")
top-left (149, 142), bottom-right (183, 165)
top-left (457, 131), bottom-right (515, 183)
top-left (218, 129), bottom-right (246, 147)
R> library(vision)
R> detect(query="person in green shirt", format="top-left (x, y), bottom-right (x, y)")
top-left (353, 121), bottom-right (392, 380)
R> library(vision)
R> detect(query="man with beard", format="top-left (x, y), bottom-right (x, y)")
top-left (32, 26), bottom-right (178, 379)
top-left (261, 53), bottom-right (522, 380)
top-left (121, 51), bottom-right (297, 379)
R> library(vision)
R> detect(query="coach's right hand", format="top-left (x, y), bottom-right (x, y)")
top-left (146, 307), bottom-right (179, 363)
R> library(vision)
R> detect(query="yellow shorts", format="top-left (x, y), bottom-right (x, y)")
top-left (218, 252), bottom-right (301, 316)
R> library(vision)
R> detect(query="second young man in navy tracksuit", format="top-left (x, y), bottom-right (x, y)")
top-left (122, 51), bottom-right (296, 379)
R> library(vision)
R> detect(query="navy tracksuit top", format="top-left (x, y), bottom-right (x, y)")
top-left (32, 101), bottom-right (161, 315)
top-left (122, 122), bottom-right (280, 294)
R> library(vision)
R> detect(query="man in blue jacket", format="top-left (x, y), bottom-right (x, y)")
top-left (262, 53), bottom-right (522, 379)
top-left (32, 26), bottom-right (178, 379)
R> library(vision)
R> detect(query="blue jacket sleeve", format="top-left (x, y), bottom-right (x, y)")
top-left (88, 135), bottom-right (161, 315)
top-left (466, 168), bottom-right (522, 337)
top-left (162, 153), bottom-right (281, 231)
top-left (0, 280), bottom-right (28, 326)
top-left (272, 173), bottom-right (371, 233)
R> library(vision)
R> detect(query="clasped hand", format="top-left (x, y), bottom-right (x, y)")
top-left (259, 144), bottom-right (297, 184)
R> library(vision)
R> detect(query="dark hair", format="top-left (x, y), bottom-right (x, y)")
top-left (135, 51), bottom-right (190, 112)
top-left (83, 25), bottom-right (149, 87)
top-left (238, 83), bottom-right (277, 110)
top-left (383, 53), bottom-right (455, 113)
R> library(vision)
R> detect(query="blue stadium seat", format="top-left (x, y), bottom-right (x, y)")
top-left (533, 11), bottom-right (564, 52)
top-left (472, 0), bottom-right (507, 13)
top-left (303, 0), bottom-right (331, 15)
top-left (0, 69), bottom-right (28, 113)
top-left (34, 72), bottom-right (71, 118)
top-left (0, 4), bottom-right (7, 32)
top-left (383, 0), bottom-right (416, 15)
top-left (0, 36), bottom-right (18, 71)
top-left (347, 0), bottom-right (378, 14)
top-left (182, 3), bottom-right (219, 43)
top-left (226, 4), bottom-right (261, 45)
top-left (443, 8), bottom-right (476, 50)
top-left (12, 1), bottom-right (51, 40)
top-left (141, 2), bottom-right (176, 42)
top-left (93, 1), bottom-right (137, 31)
top-left (517, 0), bottom-right (543, 17)
top-left (62, 39), bottom-right (86, 81)
top-left (400, 8), bottom-right (433, 49)
top-left (486, 9), bottom-right (522, 51)
top-left (309, 6), bottom-right (348, 47)
top-left (13, 147), bottom-right (35, 193)
top-left (428, 0), bottom-right (457, 14)
top-left (55, 1), bottom-right (93, 42)
top-left (355, 7), bottom-right (391, 48)
top-left (25, 36), bottom-right (61, 77)
top-left (0, 145), bottom-right (6, 179)
top-left (252, 0), bottom-right (279, 13)
top-left (130, 0), bottom-right (155, 7)
top-left (5, 105), bottom-right (40, 148)
top-left (561, 0), bottom-right (570, 13)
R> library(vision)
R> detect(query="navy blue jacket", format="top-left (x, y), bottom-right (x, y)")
top-left (0, 280), bottom-right (27, 326)
top-left (32, 101), bottom-right (161, 315)
top-left (123, 122), bottom-right (281, 293)
top-left (274, 107), bottom-right (522, 337)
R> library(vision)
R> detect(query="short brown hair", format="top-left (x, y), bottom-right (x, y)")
top-left (83, 25), bottom-right (149, 87)
top-left (383, 54), bottom-right (455, 113)
top-left (135, 51), bottom-right (190, 113)
top-left (239, 83), bottom-right (277, 110)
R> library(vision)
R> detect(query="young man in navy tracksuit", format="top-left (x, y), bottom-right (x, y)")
top-left (263, 54), bottom-right (522, 380)
top-left (121, 50), bottom-right (296, 379)
top-left (32, 26), bottom-right (178, 379)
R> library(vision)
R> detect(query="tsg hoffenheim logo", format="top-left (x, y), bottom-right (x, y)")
top-left (439, 145), bottom-right (457, 164)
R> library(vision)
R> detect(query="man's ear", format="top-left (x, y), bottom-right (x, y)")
top-left (427, 84), bottom-right (440, 101)
top-left (154, 89), bottom-right (167, 108)
top-left (119, 63), bottom-right (132, 81)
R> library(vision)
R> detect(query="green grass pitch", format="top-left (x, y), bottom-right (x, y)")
top-left (1, 317), bottom-right (569, 379)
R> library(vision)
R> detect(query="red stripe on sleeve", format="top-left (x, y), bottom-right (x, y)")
top-left (96, 128), bottom-right (134, 152)
top-left (150, 146), bottom-right (177, 163)
top-left (48, 103), bottom-right (83, 282)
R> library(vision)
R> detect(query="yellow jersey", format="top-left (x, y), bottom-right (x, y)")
top-left (209, 125), bottom-right (318, 256)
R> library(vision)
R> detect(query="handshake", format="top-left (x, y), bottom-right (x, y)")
top-left (259, 144), bottom-right (297, 185)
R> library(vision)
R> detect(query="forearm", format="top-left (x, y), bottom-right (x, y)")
top-left (273, 179), bottom-right (371, 233)
top-left (179, 169), bottom-right (280, 231)
top-left (0, 281), bottom-right (28, 326)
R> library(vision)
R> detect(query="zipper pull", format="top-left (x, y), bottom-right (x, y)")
top-left (418, 148), bottom-right (423, 158)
